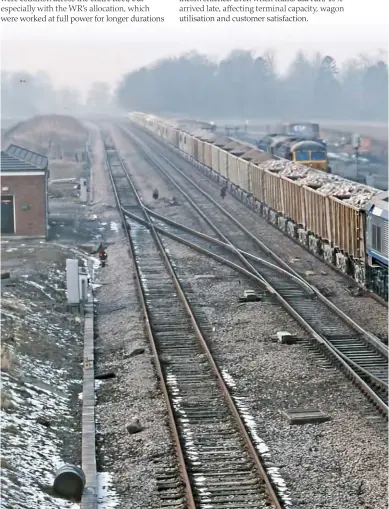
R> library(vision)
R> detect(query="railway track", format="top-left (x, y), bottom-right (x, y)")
top-left (129, 121), bottom-right (389, 307)
top-left (117, 125), bottom-right (389, 416)
top-left (104, 139), bottom-right (290, 508)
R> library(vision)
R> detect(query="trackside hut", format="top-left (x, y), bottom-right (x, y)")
top-left (1, 144), bottom-right (49, 239)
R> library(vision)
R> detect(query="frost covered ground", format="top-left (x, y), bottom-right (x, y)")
top-left (1, 244), bottom-right (83, 509)
top-left (1, 117), bottom-right (123, 509)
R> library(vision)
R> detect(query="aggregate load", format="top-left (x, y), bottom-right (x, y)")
top-left (251, 155), bottom-right (274, 164)
top-left (190, 128), bottom-right (206, 138)
top-left (192, 129), bottom-right (218, 142)
top-left (279, 164), bottom-right (309, 178)
top-left (258, 159), bottom-right (292, 172)
top-left (223, 141), bottom-right (242, 152)
top-left (319, 182), bottom-right (378, 207)
top-left (294, 169), bottom-right (377, 206)
top-left (242, 148), bottom-right (272, 163)
top-left (213, 137), bottom-right (232, 147)
top-left (230, 143), bottom-right (249, 155)
top-left (296, 170), bottom-right (333, 187)
top-left (256, 156), bottom-right (379, 208)
top-left (202, 132), bottom-right (218, 143)
top-left (344, 190), bottom-right (378, 207)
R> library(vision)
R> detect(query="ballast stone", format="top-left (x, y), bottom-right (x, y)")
top-left (126, 418), bottom-right (143, 434)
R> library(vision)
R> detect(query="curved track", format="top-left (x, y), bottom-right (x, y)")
top-left (104, 137), bottom-right (290, 508)
top-left (117, 125), bottom-right (389, 416)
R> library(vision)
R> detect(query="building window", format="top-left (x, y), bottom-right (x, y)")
top-left (372, 224), bottom-right (382, 251)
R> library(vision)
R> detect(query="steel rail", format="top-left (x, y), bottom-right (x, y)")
top-left (121, 205), bottom-right (388, 392)
top-left (130, 120), bottom-right (389, 309)
top-left (128, 126), bottom-right (387, 357)
top-left (103, 142), bottom-right (196, 508)
top-left (121, 206), bottom-right (271, 291)
top-left (145, 206), bottom-right (314, 292)
top-left (133, 135), bottom-right (277, 290)
top-left (122, 126), bottom-right (388, 414)
top-left (125, 129), bottom-right (315, 296)
top-left (104, 140), bottom-right (286, 508)
top-left (125, 126), bottom-right (313, 287)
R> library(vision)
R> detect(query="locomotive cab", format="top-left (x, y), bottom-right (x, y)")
top-left (290, 140), bottom-right (329, 172)
top-left (365, 190), bottom-right (388, 300)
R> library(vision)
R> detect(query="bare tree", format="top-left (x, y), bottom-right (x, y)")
top-left (86, 81), bottom-right (112, 114)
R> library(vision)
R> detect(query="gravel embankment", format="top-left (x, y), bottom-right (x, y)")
top-left (1, 245), bottom-right (83, 509)
top-left (89, 125), bottom-right (176, 508)
top-left (127, 126), bottom-right (388, 340)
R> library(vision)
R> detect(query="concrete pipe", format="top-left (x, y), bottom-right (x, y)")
top-left (53, 464), bottom-right (86, 501)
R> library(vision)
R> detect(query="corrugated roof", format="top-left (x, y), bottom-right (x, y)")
top-left (1, 144), bottom-right (48, 173)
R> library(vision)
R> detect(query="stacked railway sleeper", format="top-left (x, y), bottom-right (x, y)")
top-left (117, 125), bottom-right (388, 416)
top-left (104, 137), bottom-right (289, 508)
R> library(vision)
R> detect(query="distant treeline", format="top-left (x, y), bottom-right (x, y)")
top-left (0, 71), bottom-right (119, 118)
top-left (116, 50), bottom-right (389, 122)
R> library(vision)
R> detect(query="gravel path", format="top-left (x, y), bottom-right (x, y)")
top-left (126, 125), bottom-right (388, 341)
top-left (88, 125), bottom-right (177, 508)
top-left (108, 125), bottom-right (388, 509)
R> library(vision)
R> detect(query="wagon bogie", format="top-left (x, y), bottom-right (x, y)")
top-left (130, 113), bottom-right (385, 294)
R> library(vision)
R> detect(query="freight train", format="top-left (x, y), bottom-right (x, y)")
top-left (257, 122), bottom-right (329, 172)
top-left (129, 113), bottom-right (388, 300)
top-left (258, 134), bottom-right (330, 173)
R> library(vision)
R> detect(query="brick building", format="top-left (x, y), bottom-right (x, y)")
top-left (1, 144), bottom-right (49, 239)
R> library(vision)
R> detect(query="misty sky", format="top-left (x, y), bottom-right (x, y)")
top-left (1, 0), bottom-right (388, 95)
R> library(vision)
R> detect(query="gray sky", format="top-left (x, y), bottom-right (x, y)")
top-left (1, 6), bottom-right (388, 95)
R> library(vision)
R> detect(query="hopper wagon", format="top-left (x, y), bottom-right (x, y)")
top-left (129, 112), bottom-right (388, 300)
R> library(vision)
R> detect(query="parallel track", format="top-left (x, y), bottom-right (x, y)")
top-left (131, 122), bottom-right (389, 306)
top-left (119, 125), bottom-right (389, 415)
top-left (104, 139), bottom-right (289, 509)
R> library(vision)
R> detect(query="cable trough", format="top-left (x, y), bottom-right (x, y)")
top-left (121, 126), bottom-right (388, 416)
top-left (104, 140), bottom-right (289, 508)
